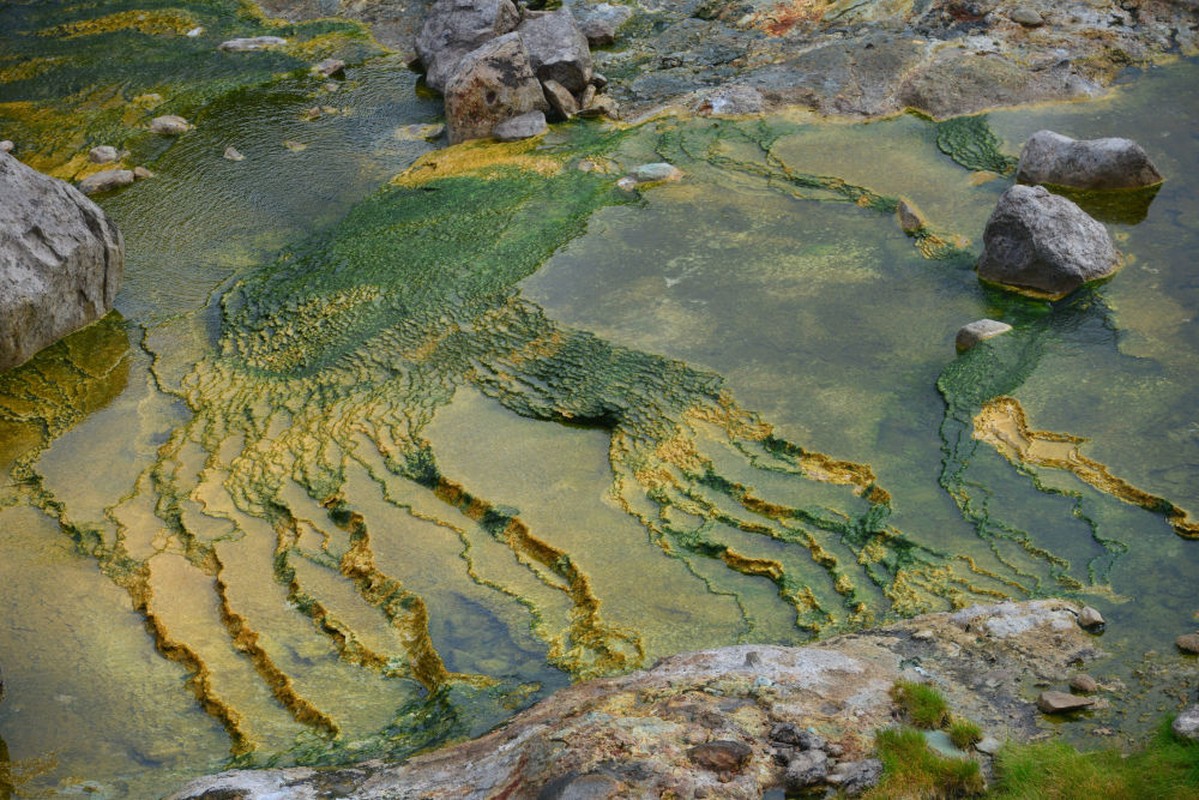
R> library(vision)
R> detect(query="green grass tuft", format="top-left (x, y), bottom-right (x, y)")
top-left (948, 718), bottom-right (984, 750)
top-left (892, 679), bottom-right (951, 730)
top-left (863, 726), bottom-right (986, 799)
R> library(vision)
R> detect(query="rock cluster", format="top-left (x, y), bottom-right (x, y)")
top-left (415, 0), bottom-right (618, 143)
top-left (0, 151), bottom-right (124, 371)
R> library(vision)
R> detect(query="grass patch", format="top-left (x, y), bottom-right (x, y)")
top-left (948, 718), bottom-right (983, 750)
top-left (863, 726), bottom-right (986, 799)
top-left (892, 679), bottom-right (951, 729)
top-left (989, 717), bottom-right (1199, 799)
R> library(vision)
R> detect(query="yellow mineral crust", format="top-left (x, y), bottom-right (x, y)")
top-left (974, 396), bottom-right (1199, 539)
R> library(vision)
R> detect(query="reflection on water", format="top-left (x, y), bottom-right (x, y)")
top-left (0, 17), bottom-right (1197, 795)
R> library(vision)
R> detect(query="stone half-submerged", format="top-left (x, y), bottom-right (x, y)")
top-left (0, 151), bottom-right (123, 371)
top-left (1016, 130), bottom-right (1163, 190)
top-left (167, 600), bottom-right (1099, 800)
top-left (977, 184), bottom-right (1119, 299)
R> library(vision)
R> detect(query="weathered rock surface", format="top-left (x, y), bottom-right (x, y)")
top-left (1177, 633), bottom-right (1199, 654)
top-left (1078, 605), bottom-right (1106, 630)
top-left (518, 8), bottom-right (593, 94)
top-left (784, 748), bottom-right (829, 790)
top-left (0, 152), bottom-right (124, 371)
top-left (542, 78), bottom-right (579, 120)
top-left (571, 2), bottom-right (633, 48)
top-left (956, 319), bottom-right (1012, 352)
top-left (88, 145), bottom-right (119, 164)
top-left (168, 600), bottom-right (1100, 800)
top-left (415, 0), bottom-right (520, 94)
top-left (1017, 130), bottom-right (1164, 190)
top-left (977, 185), bottom-right (1119, 299)
top-left (826, 757), bottom-right (883, 796)
top-left (443, 33), bottom-right (548, 143)
top-left (1069, 674), bottom-right (1099, 694)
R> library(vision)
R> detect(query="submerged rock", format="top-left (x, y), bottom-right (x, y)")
top-left (444, 33), bottom-right (548, 144)
top-left (1017, 130), bottom-right (1163, 190)
top-left (956, 319), bottom-right (1012, 352)
top-left (150, 115), bottom-right (191, 135)
top-left (223, 146), bottom-right (245, 161)
top-left (631, 162), bottom-right (683, 183)
top-left (415, 0), bottom-right (521, 94)
top-left (1037, 690), bottom-right (1095, 714)
top-left (88, 145), bottom-right (119, 163)
top-left (0, 151), bottom-right (124, 371)
top-left (977, 185), bottom-right (1119, 299)
top-left (78, 168), bottom-right (135, 194)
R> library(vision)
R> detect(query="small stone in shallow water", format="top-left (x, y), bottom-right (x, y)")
top-left (224, 146), bottom-right (245, 161)
top-left (1176, 633), bottom-right (1199, 654)
top-left (896, 196), bottom-right (927, 233)
top-left (132, 166), bottom-right (154, 180)
top-left (1069, 674), bottom-right (1099, 694)
top-left (78, 169), bottom-right (135, 194)
top-left (1077, 606), bottom-right (1105, 630)
top-left (313, 58), bottom-right (346, 78)
top-left (1037, 690), bottom-right (1095, 714)
top-left (150, 115), bottom-right (191, 135)
top-left (89, 145), bottom-right (119, 163)
top-left (956, 319), bottom-right (1012, 352)
top-left (632, 162), bottom-right (684, 183)
top-left (282, 140), bottom-right (308, 152)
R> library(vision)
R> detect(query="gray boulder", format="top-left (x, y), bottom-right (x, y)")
top-left (518, 9), bottom-right (592, 94)
top-left (444, 33), bottom-right (549, 144)
top-left (572, 2), bottom-right (633, 47)
top-left (0, 152), bottom-right (124, 371)
top-left (415, 0), bottom-right (521, 94)
top-left (1017, 130), bottom-right (1163, 190)
top-left (784, 749), bottom-right (829, 790)
top-left (977, 185), bottom-right (1119, 298)
top-left (826, 758), bottom-right (883, 797)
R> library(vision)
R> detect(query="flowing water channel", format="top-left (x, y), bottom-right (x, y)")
top-left (1, 4), bottom-right (1198, 796)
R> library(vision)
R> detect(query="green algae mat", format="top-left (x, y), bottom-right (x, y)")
top-left (2, 5), bottom-right (1198, 795)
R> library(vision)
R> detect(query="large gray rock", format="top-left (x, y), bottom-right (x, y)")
top-left (1017, 130), bottom-right (1163, 190)
top-left (517, 9), bottom-right (592, 94)
top-left (572, 2), bottom-right (633, 47)
top-left (1173, 705), bottom-right (1199, 740)
top-left (977, 185), bottom-right (1119, 299)
top-left (0, 152), bottom-right (124, 371)
top-left (784, 749), bottom-right (829, 790)
top-left (444, 33), bottom-right (549, 144)
top-left (415, 0), bottom-right (521, 94)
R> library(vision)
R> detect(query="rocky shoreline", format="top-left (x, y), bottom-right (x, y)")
top-left (169, 600), bottom-right (1125, 798)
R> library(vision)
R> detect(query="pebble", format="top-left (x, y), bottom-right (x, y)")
top-left (313, 58), bottom-right (346, 78)
top-left (956, 319), bottom-right (1013, 352)
top-left (132, 166), bottom-right (154, 180)
top-left (1011, 7), bottom-right (1045, 26)
top-left (912, 629), bottom-right (935, 641)
top-left (224, 146), bottom-right (245, 161)
top-left (896, 197), bottom-right (927, 233)
top-left (1069, 674), bottom-right (1099, 694)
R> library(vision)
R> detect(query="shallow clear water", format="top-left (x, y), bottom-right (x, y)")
top-left (1, 15), bottom-right (1197, 796)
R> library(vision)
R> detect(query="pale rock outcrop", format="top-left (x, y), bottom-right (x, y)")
top-left (443, 32), bottom-right (548, 144)
top-left (0, 152), bottom-right (123, 371)
top-left (977, 185), bottom-right (1119, 298)
top-left (415, 0), bottom-right (521, 94)
top-left (1017, 130), bottom-right (1163, 190)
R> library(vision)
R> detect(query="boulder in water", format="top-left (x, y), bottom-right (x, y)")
top-left (444, 33), bottom-right (548, 144)
top-left (78, 169), bottom-right (135, 195)
top-left (415, 0), bottom-right (521, 94)
top-left (1017, 130), bottom-right (1163, 190)
top-left (977, 185), bottom-right (1119, 299)
top-left (955, 319), bottom-right (1012, 352)
top-left (150, 115), bottom-right (192, 135)
top-left (0, 152), bottom-right (124, 371)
